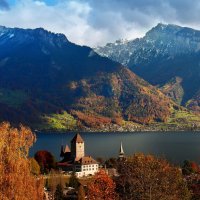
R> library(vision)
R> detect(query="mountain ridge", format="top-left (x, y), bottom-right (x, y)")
top-left (0, 25), bottom-right (187, 131)
top-left (95, 23), bottom-right (200, 112)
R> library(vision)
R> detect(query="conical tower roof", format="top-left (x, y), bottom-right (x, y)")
top-left (119, 142), bottom-right (124, 154)
top-left (64, 145), bottom-right (70, 153)
top-left (71, 133), bottom-right (84, 143)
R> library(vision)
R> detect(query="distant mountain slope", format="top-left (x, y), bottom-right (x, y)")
top-left (0, 25), bottom-right (178, 131)
top-left (95, 23), bottom-right (200, 111)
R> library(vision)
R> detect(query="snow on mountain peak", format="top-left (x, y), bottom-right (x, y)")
top-left (95, 23), bottom-right (200, 67)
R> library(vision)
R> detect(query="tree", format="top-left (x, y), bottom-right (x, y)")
top-left (45, 178), bottom-right (49, 190)
top-left (48, 170), bottom-right (66, 193)
top-left (87, 170), bottom-right (116, 200)
top-left (182, 160), bottom-right (200, 175)
top-left (68, 173), bottom-right (79, 189)
top-left (116, 153), bottom-right (191, 200)
top-left (54, 184), bottom-right (64, 200)
top-left (29, 157), bottom-right (40, 175)
top-left (187, 178), bottom-right (200, 200)
top-left (78, 185), bottom-right (86, 200)
top-left (105, 157), bottom-right (117, 168)
top-left (0, 122), bottom-right (44, 200)
top-left (34, 150), bottom-right (56, 174)
top-left (96, 157), bottom-right (104, 165)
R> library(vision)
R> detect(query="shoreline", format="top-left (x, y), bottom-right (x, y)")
top-left (34, 129), bottom-right (200, 134)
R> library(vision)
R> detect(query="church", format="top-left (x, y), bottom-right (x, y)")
top-left (58, 133), bottom-right (99, 177)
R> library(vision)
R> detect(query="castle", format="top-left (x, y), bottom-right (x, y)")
top-left (58, 133), bottom-right (99, 177)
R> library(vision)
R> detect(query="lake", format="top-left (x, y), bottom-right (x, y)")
top-left (30, 131), bottom-right (200, 164)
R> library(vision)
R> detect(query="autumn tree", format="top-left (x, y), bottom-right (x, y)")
top-left (0, 122), bottom-right (44, 200)
top-left (182, 160), bottom-right (200, 175)
top-left (34, 150), bottom-right (56, 174)
top-left (105, 157), bottom-right (117, 168)
top-left (96, 157), bottom-right (104, 165)
top-left (186, 177), bottom-right (200, 200)
top-left (115, 153), bottom-right (191, 200)
top-left (29, 157), bottom-right (40, 175)
top-left (78, 185), bottom-right (86, 200)
top-left (87, 170), bottom-right (116, 200)
top-left (48, 170), bottom-right (66, 193)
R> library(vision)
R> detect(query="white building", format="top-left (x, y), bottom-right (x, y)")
top-left (75, 156), bottom-right (99, 177)
top-left (59, 133), bottom-right (99, 177)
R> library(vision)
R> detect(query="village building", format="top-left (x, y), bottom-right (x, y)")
top-left (58, 133), bottom-right (99, 177)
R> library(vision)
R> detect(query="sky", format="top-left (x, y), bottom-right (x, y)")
top-left (0, 0), bottom-right (200, 47)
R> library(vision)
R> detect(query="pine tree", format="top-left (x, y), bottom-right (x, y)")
top-left (54, 184), bottom-right (64, 200)
top-left (68, 173), bottom-right (79, 189)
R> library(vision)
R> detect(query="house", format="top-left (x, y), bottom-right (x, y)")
top-left (58, 133), bottom-right (99, 177)
top-left (75, 156), bottom-right (99, 177)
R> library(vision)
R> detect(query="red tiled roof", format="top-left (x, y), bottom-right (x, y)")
top-left (57, 162), bottom-right (73, 167)
top-left (76, 156), bottom-right (98, 165)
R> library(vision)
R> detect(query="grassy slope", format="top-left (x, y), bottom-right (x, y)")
top-left (0, 88), bottom-right (199, 132)
top-left (38, 112), bottom-right (78, 132)
top-left (150, 108), bottom-right (200, 131)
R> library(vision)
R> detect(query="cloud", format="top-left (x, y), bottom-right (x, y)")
top-left (0, 0), bottom-right (96, 45)
top-left (0, 0), bottom-right (9, 10)
top-left (86, 0), bottom-right (200, 41)
top-left (0, 0), bottom-right (200, 46)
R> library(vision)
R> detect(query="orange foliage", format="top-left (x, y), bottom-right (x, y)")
top-left (87, 170), bottom-right (116, 200)
top-left (0, 122), bottom-right (44, 200)
top-left (72, 111), bottom-right (112, 128)
top-left (190, 162), bottom-right (200, 173)
top-left (112, 117), bottom-right (123, 126)
top-left (116, 153), bottom-right (191, 200)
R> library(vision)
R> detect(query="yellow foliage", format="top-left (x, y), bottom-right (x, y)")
top-left (29, 158), bottom-right (40, 176)
top-left (0, 122), bottom-right (44, 200)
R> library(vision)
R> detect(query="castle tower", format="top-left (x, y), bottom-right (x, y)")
top-left (71, 133), bottom-right (85, 160)
top-left (118, 142), bottom-right (125, 159)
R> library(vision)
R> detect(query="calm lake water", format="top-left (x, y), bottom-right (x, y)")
top-left (30, 132), bottom-right (200, 164)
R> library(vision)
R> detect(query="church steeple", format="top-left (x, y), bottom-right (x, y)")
top-left (119, 142), bottom-right (125, 159)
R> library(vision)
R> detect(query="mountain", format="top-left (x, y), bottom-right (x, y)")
top-left (95, 23), bottom-right (200, 112)
top-left (0, 25), bottom-right (180, 131)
